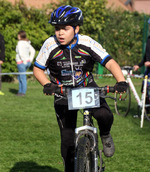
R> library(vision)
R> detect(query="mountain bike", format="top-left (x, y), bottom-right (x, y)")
top-left (55, 86), bottom-right (115, 172)
top-left (114, 66), bottom-right (150, 127)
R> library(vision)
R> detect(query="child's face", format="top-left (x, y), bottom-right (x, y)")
top-left (55, 25), bottom-right (79, 45)
top-left (18, 34), bottom-right (21, 40)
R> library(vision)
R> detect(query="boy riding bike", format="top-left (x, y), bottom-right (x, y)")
top-left (33, 5), bottom-right (128, 172)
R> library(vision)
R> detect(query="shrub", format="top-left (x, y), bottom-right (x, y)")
top-left (101, 10), bottom-right (147, 67)
top-left (0, 0), bottom-right (149, 80)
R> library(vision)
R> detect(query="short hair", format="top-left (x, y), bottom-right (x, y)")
top-left (18, 30), bottom-right (27, 39)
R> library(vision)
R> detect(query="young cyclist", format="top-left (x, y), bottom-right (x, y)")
top-left (33, 5), bottom-right (128, 172)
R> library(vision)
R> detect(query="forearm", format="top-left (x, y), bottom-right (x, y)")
top-left (33, 66), bottom-right (50, 86)
top-left (105, 59), bottom-right (125, 82)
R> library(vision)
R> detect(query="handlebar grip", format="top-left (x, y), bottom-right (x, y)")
top-left (55, 87), bottom-right (67, 95)
top-left (108, 86), bottom-right (115, 93)
top-left (98, 86), bottom-right (115, 93)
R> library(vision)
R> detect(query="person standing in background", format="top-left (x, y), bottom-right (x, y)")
top-left (134, 18), bottom-right (150, 71)
top-left (16, 30), bottom-right (35, 96)
top-left (133, 18), bottom-right (150, 112)
top-left (0, 33), bottom-right (5, 96)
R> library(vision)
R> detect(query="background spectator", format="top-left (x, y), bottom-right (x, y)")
top-left (0, 33), bottom-right (5, 96)
top-left (16, 30), bottom-right (35, 96)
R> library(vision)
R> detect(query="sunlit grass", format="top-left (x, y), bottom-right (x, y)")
top-left (0, 77), bottom-right (150, 172)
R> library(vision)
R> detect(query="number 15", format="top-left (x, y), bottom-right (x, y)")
top-left (76, 91), bottom-right (93, 105)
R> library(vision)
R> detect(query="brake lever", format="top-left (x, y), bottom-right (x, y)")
top-left (101, 95), bottom-right (117, 101)
top-left (106, 95), bottom-right (117, 101)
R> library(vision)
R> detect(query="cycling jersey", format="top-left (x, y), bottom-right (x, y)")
top-left (34, 34), bottom-right (112, 87)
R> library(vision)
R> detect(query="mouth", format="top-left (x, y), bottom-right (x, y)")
top-left (58, 38), bottom-right (65, 43)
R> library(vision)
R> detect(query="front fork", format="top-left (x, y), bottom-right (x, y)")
top-left (74, 126), bottom-right (99, 172)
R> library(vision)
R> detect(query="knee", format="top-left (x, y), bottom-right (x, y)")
top-left (93, 107), bottom-right (113, 122)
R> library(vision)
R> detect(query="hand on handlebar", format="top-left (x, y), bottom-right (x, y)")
top-left (114, 81), bottom-right (128, 93)
top-left (43, 83), bottom-right (63, 95)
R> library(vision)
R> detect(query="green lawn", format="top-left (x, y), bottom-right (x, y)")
top-left (0, 76), bottom-right (150, 172)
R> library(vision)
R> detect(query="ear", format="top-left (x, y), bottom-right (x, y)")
top-left (75, 26), bottom-right (80, 34)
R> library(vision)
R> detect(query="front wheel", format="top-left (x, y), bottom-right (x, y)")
top-left (75, 137), bottom-right (94, 172)
top-left (115, 87), bottom-right (131, 116)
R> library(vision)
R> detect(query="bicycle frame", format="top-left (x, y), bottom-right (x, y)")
top-left (126, 75), bottom-right (142, 107)
top-left (126, 72), bottom-right (148, 128)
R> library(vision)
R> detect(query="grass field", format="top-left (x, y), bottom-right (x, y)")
top-left (0, 76), bottom-right (150, 172)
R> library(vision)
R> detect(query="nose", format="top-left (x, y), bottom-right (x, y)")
top-left (59, 29), bottom-right (63, 35)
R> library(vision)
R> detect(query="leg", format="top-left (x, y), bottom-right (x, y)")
top-left (92, 98), bottom-right (113, 136)
top-left (87, 80), bottom-right (114, 134)
top-left (17, 63), bottom-right (26, 94)
top-left (54, 104), bottom-right (77, 172)
top-left (92, 98), bottom-right (115, 157)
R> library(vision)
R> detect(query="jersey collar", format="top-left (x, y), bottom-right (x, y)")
top-left (54, 34), bottom-right (79, 49)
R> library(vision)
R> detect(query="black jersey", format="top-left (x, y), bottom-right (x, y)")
top-left (34, 34), bottom-right (112, 87)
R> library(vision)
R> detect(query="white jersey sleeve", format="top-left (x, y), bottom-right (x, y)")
top-left (35, 36), bottom-right (58, 69)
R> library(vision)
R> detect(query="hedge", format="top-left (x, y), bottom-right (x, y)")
top-left (0, 0), bottom-right (149, 80)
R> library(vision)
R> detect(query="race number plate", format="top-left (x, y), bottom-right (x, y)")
top-left (68, 87), bottom-right (100, 110)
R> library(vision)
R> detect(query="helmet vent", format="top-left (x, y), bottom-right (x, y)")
top-left (49, 5), bottom-right (83, 26)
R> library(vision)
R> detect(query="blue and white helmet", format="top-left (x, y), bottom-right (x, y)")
top-left (49, 5), bottom-right (83, 26)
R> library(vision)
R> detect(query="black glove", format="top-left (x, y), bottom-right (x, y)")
top-left (43, 83), bottom-right (58, 95)
top-left (115, 81), bottom-right (128, 93)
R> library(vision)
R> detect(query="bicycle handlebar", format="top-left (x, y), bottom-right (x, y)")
top-left (98, 86), bottom-right (115, 93)
top-left (55, 86), bottom-right (115, 97)
top-left (121, 66), bottom-right (133, 71)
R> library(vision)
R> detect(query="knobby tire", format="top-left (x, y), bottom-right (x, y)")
top-left (76, 137), bottom-right (94, 172)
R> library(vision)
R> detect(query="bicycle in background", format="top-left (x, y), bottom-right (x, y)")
top-left (114, 66), bottom-right (150, 128)
top-left (55, 86), bottom-right (115, 172)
